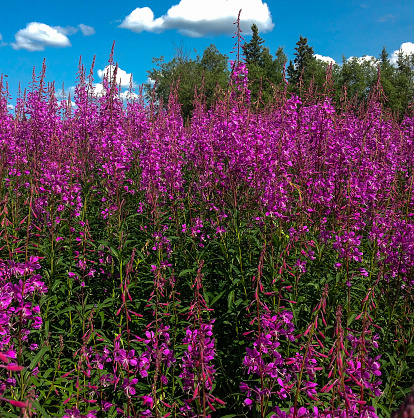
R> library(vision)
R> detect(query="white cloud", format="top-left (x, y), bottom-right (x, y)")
top-left (90, 82), bottom-right (140, 101)
top-left (12, 22), bottom-right (71, 51)
top-left (390, 42), bottom-right (414, 66)
top-left (92, 83), bottom-right (106, 97)
top-left (11, 22), bottom-right (95, 51)
top-left (314, 54), bottom-right (336, 65)
top-left (147, 77), bottom-right (156, 87)
top-left (347, 55), bottom-right (378, 66)
top-left (56, 86), bottom-right (76, 100)
top-left (53, 26), bottom-right (79, 36)
top-left (120, 7), bottom-right (164, 34)
top-left (119, 0), bottom-right (274, 37)
top-left (78, 24), bottom-right (95, 36)
top-left (61, 100), bottom-right (77, 108)
top-left (97, 65), bottom-right (135, 88)
top-left (48, 24), bottom-right (95, 36)
top-left (7, 104), bottom-right (14, 111)
top-left (119, 90), bottom-right (139, 101)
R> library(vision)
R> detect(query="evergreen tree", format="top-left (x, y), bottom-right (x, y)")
top-left (287, 60), bottom-right (295, 83)
top-left (306, 57), bottom-right (340, 97)
top-left (338, 55), bottom-right (378, 104)
top-left (242, 25), bottom-right (287, 104)
top-left (242, 24), bottom-right (265, 66)
top-left (394, 50), bottom-right (414, 116)
top-left (273, 47), bottom-right (287, 79)
top-left (287, 35), bottom-right (316, 86)
top-left (145, 44), bottom-right (229, 121)
top-left (377, 46), bottom-right (397, 111)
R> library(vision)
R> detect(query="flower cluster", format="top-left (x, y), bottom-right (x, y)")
top-left (230, 60), bottom-right (251, 103)
top-left (0, 256), bottom-right (46, 409)
top-left (241, 308), bottom-right (303, 409)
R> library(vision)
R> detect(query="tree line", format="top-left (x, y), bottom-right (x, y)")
top-left (144, 25), bottom-right (414, 120)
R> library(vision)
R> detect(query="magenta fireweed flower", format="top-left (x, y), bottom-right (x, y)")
top-left (180, 323), bottom-right (217, 391)
top-left (142, 395), bottom-right (153, 408)
top-left (114, 349), bottom-right (138, 369)
top-left (243, 347), bottom-right (263, 375)
top-left (63, 407), bottom-right (82, 418)
top-left (121, 377), bottom-right (138, 397)
top-left (240, 307), bottom-right (321, 412)
top-left (3, 51), bottom-right (414, 417)
top-left (137, 353), bottom-right (151, 378)
top-left (101, 400), bottom-right (113, 411)
top-left (0, 254), bottom-right (46, 406)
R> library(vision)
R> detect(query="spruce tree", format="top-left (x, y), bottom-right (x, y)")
top-left (377, 46), bottom-right (397, 111)
top-left (242, 25), bottom-right (288, 104)
top-left (288, 35), bottom-right (316, 86)
top-left (395, 50), bottom-right (414, 116)
top-left (242, 24), bottom-right (265, 66)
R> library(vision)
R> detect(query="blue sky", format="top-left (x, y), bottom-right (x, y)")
top-left (1, 0), bottom-right (414, 107)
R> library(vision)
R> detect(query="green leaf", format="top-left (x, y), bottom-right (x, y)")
top-left (179, 268), bottom-right (195, 278)
top-left (347, 313), bottom-right (357, 326)
top-left (228, 290), bottom-right (235, 310)
top-left (0, 410), bottom-right (21, 418)
top-left (24, 346), bottom-right (49, 380)
top-left (41, 367), bottom-right (54, 380)
top-left (30, 399), bottom-right (51, 418)
top-left (375, 403), bottom-right (390, 415)
top-left (210, 291), bottom-right (225, 306)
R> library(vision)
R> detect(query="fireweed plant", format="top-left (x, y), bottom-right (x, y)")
top-left (1, 26), bottom-right (414, 417)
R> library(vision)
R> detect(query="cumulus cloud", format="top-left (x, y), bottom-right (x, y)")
top-left (56, 86), bottom-right (76, 100)
top-left (119, 90), bottom-right (139, 101)
top-left (57, 83), bottom-right (106, 98)
top-left (78, 24), bottom-right (95, 36)
top-left (54, 26), bottom-right (79, 36)
top-left (119, 0), bottom-right (274, 37)
top-left (390, 42), bottom-right (414, 66)
top-left (7, 104), bottom-right (14, 111)
top-left (53, 24), bottom-right (95, 36)
top-left (347, 55), bottom-right (378, 66)
top-left (0, 33), bottom-right (6, 47)
top-left (92, 83), bottom-right (106, 97)
top-left (97, 65), bottom-right (136, 88)
top-left (12, 22), bottom-right (71, 51)
top-left (12, 21), bottom-right (95, 51)
top-left (314, 54), bottom-right (336, 65)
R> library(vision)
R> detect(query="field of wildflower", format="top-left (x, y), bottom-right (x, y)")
top-left (1, 47), bottom-right (414, 417)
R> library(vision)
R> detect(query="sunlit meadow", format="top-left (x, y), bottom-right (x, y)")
top-left (1, 35), bottom-right (414, 418)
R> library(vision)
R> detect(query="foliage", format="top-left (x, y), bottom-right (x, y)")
top-left (241, 25), bottom-right (288, 105)
top-left (1, 42), bottom-right (414, 418)
top-left (287, 35), bottom-right (317, 87)
top-left (144, 43), bottom-right (229, 122)
top-left (145, 27), bottom-right (414, 120)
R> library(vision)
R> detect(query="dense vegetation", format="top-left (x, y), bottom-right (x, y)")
top-left (146, 24), bottom-right (414, 121)
top-left (1, 24), bottom-right (414, 418)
